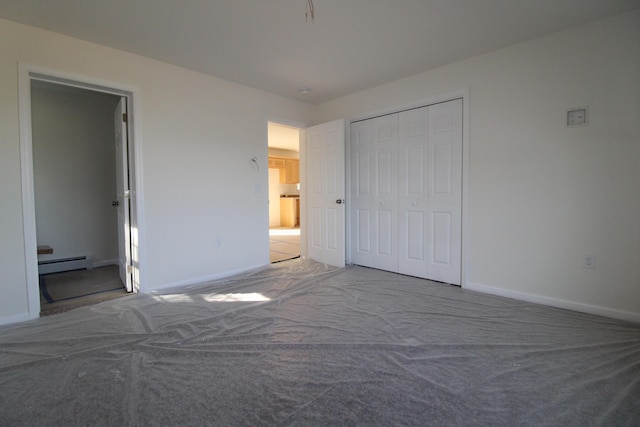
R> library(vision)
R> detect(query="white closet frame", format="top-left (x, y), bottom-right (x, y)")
top-left (345, 88), bottom-right (470, 287)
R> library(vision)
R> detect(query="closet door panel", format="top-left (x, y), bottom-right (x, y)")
top-left (372, 114), bottom-right (399, 272)
top-left (431, 211), bottom-right (452, 265)
top-left (406, 210), bottom-right (425, 261)
top-left (355, 208), bottom-right (372, 255)
top-left (426, 99), bottom-right (462, 284)
top-left (398, 107), bottom-right (429, 278)
top-left (350, 120), bottom-right (374, 267)
top-left (350, 99), bottom-right (462, 284)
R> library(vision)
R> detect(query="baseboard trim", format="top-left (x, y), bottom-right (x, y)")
top-left (147, 263), bottom-right (270, 293)
top-left (92, 259), bottom-right (118, 268)
top-left (0, 312), bottom-right (32, 327)
top-left (464, 281), bottom-right (640, 325)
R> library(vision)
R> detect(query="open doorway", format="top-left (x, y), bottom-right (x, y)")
top-left (30, 81), bottom-right (131, 315)
top-left (267, 122), bottom-right (301, 263)
top-left (19, 66), bottom-right (141, 320)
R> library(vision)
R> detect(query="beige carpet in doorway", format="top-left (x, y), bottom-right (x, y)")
top-left (270, 227), bottom-right (300, 263)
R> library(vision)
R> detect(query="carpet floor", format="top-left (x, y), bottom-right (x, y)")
top-left (39, 265), bottom-right (129, 315)
top-left (1, 259), bottom-right (639, 425)
top-left (269, 227), bottom-right (300, 263)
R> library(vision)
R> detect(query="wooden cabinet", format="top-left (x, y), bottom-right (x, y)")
top-left (280, 197), bottom-right (300, 227)
top-left (268, 157), bottom-right (286, 169)
top-left (282, 159), bottom-right (299, 184)
top-left (268, 156), bottom-right (299, 184)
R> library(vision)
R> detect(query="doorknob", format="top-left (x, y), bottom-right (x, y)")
top-left (112, 201), bottom-right (119, 207)
top-left (335, 199), bottom-right (346, 204)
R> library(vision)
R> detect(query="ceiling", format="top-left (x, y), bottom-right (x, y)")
top-left (1, 0), bottom-right (638, 105)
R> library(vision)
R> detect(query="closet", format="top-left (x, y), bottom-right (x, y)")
top-left (350, 99), bottom-right (462, 284)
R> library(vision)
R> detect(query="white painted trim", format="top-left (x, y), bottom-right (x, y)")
top-left (26, 64), bottom-right (139, 96)
top-left (460, 88), bottom-right (470, 288)
top-left (344, 88), bottom-right (470, 287)
top-left (18, 63), bottom-right (40, 321)
top-left (0, 312), bottom-right (32, 327)
top-left (17, 63), bottom-right (146, 318)
top-left (348, 88), bottom-right (469, 123)
top-left (264, 116), bottom-right (307, 131)
top-left (265, 116), bottom-right (308, 260)
top-left (344, 119), bottom-right (352, 265)
top-left (466, 281), bottom-right (640, 325)
top-left (149, 263), bottom-right (269, 293)
top-left (92, 259), bottom-right (119, 268)
top-left (298, 127), bottom-right (308, 259)
top-left (128, 89), bottom-right (147, 293)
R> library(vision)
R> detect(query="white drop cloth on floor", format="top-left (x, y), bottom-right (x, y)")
top-left (1, 259), bottom-right (639, 425)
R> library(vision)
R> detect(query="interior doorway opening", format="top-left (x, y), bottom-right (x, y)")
top-left (267, 121), bottom-right (302, 263)
top-left (30, 81), bottom-right (130, 315)
top-left (18, 66), bottom-right (141, 320)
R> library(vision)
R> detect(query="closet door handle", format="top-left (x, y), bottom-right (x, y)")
top-left (112, 201), bottom-right (119, 207)
top-left (335, 199), bottom-right (346, 205)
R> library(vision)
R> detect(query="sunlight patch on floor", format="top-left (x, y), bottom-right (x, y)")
top-left (204, 293), bottom-right (271, 302)
top-left (269, 228), bottom-right (300, 236)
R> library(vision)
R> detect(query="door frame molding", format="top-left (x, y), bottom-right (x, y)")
top-left (345, 88), bottom-right (470, 287)
top-left (18, 63), bottom-right (145, 320)
top-left (265, 116), bottom-right (307, 260)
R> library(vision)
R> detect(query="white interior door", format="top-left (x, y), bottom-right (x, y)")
top-left (350, 114), bottom-right (400, 272)
top-left (114, 97), bottom-right (132, 292)
top-left (425, 99), bottom-right (462, 284)
top-left (398, 106), bottom-right (430, 278)
top-left (371, 114), bottom-right (399, 272)
top-left (350, 119), bottom-right (374, 267)
top-left (306, 119), bottom-right (346, 267)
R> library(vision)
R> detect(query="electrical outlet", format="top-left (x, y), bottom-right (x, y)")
top-left (567, 107), bottom-right (588, 127)
top-left (583, 255), bottom-right (595, 269)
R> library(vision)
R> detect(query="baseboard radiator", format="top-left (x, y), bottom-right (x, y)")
top-left (38, 256), bottom-right (93, 275)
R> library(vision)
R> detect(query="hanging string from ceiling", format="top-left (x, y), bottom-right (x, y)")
top-left (306, 0), bottom-right (315, 22)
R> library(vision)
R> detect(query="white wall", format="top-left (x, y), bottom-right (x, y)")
top-left (316, 11), bottom-right (640, 320)
top-left (32, 82), bottom-right (120, 267)
top-left (2, 11), bottom-right (638, 325)
top-left (0, 18), bottom-right (314, 324)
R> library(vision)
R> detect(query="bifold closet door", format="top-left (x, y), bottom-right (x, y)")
top-left (350, 98), bottom-right (462, 284)
top-left (398, 99), bottom-right (462, 284)
top-left (350, 114), bottom-right (399, 272)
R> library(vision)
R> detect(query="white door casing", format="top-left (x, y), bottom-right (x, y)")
top-left (306, 119), bottom-right (346, 267)
top-left (114, 97), bottom-right (132, 292)
top-left (17, 64), bottom-right (141, 322)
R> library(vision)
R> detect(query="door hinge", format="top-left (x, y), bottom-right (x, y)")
top-left (126, 264), bottom-right (133, 274)
top-left (122, 113), bottom-right (128, 123)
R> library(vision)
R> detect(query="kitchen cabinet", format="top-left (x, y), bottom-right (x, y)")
top-left (281, 159), bottom-right (299, 184)
top-left (268, 157), bottom-right (286, 169)
top-left (268, 156), bottom-right (299, 184)
top-left (280, 197), bottom-right (300, 227)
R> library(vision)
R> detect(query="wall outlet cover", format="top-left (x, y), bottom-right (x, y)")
top-left (583, 254), bottom-right (596, 269)
top-left (567, 107), bottom-right (588, 127)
